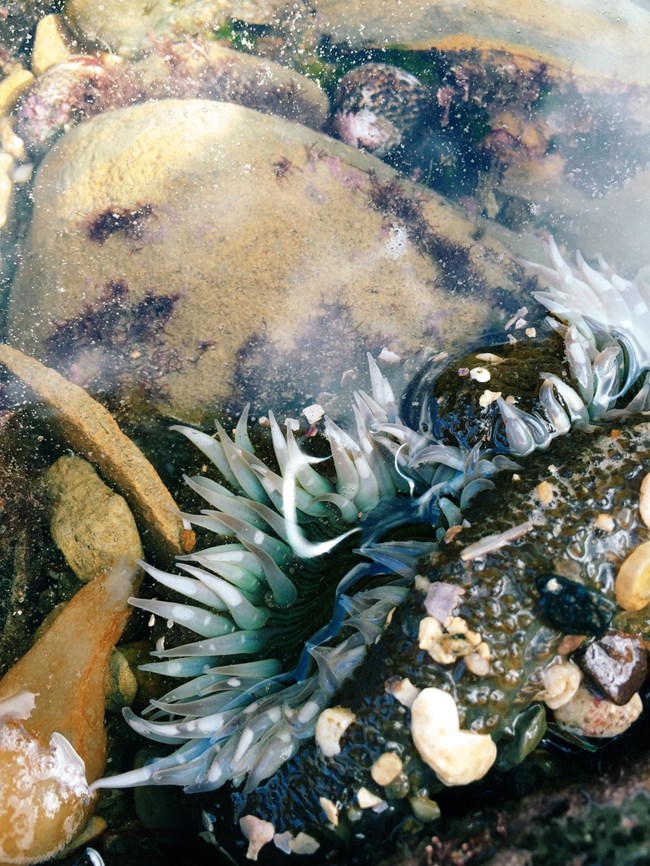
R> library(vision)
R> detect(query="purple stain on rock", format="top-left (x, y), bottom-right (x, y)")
top-left (87, 204), bottom-right (155, 244)
top-left (44, 280), bottom-right (212, 414)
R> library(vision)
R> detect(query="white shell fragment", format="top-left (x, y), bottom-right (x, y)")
top-left (377, 347), bottom-right (402, 364)
top-left (537, 660), bottom-right (582, 710)
top-left (615, 541), bottom-right (650, 611)
top-left (275, 831), bottom-right (320, 855)
top-left (460, 521), bottom-right (533, 561)
top-left (239, 815), bottom-right (275, 861)
top-left (387, 677), bottom-right (420, 707)
top-left (318, 796), bottom-right (339, 827)
top-left (371, 752), bottom-right (403, 786)
top-left (357, 786), bottom-right (385, 809)
top-left (553, 686), bottom-right (643, 737)
top-left (478, 389), bottom-right (502, 408)
top-left (410, 688), bottom-right (497, 786)
top-left (640, 473), bottom-right (650, 528)
top-left (469, 366), bottom-right (491, 382)
top-left (474, 353), bottom-right (505, 365)
top-left (315, 706), bottom-right (357, 757)
top-left (302, 403), bottom-right (325, 425)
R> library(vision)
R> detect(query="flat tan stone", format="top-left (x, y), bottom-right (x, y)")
top-left (44, 455), bottom-right (144, 582)
top-left (31, 14), bottom-right (76, 76)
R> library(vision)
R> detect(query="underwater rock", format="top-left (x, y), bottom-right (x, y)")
top-left (44, 455), bottom-right (144, 582)
top-left (535, 574), bottom-right (617, 638)
top-left (7, 98), bottom-right (531, 425)
top-left (0, 344), bottom-right (187, 560)
top-left (575, 630), bottom-right (647, 707)
top-left (87, 237), bottom-right (650, 861)
top-left (315, 1), bottom-right (650, 269)
top-left (223, 420), bottom-right (649, 856)
top-left (30, 14), bottom-right (76, 78)
top-left (0, 562), bottom-right (139, 865)
top-left (314, 0), bottom-right (650, 85)
top-left (63, 0), bottom-right (232, 57)
top-left (13, 40), bottom-right (329, 157)
top-left (332, 63), bottom-right (432, 157)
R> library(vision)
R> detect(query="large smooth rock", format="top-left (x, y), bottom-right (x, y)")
top-left (8, 99), bottom-right (533, 425)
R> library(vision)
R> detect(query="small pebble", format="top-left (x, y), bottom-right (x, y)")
top-left (371, 752), bottom-right (403, 786)
top-left (239, 816), bottom-right (274, 861)
top-left (357, 787), bottom-right (384, 809)
top-left (302, 403), bottom-right (324, 424)
top-left (478, 389), bottom-right (502, 408)
top-left (576, 630), bottom-right (648, 706)
top-left (409, 795), bottom-right (441, 822)
top-left (315, 706), bottom-right (356, 757)
top-left (615, 541), bottom-right (650, 611)
top-left (594, 513), bottom-right (615, 532)
top-left (318, 797), bottom-right (338, 827)
top-left (640, 473), bottom-right (650, 528)
top-left (536, 574), bottom-right (616, 637)
top-left (553, 686), bottom-right (642, 737)
top-left (387, 677), bottom-right (420, 707)
top-left (410, 688), bottom-right (496, 786)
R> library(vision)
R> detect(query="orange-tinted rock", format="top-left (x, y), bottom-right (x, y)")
top-left (0, 563), bottom-right (138, 864)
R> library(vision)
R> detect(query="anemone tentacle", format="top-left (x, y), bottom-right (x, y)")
top-left (499, 237), bottom-right (650, 455)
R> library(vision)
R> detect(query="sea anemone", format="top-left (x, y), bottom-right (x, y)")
top-left (92, 356), bottom-right (513, 797)
top-left (94, 238), bottom-right (650, 836)
top-left (497, 237), bottom-right (650, 454)
top-left (407, 236), bottom-right (650, 456)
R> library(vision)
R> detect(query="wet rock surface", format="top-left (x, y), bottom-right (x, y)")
top-left (0, 3), bottom-right (648, 866)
